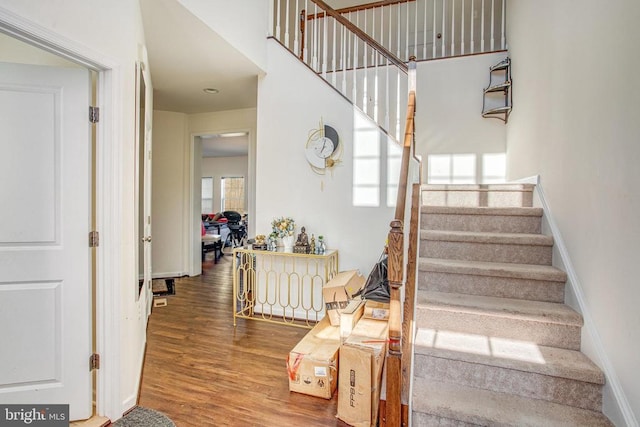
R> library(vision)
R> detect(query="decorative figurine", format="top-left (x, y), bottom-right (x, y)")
top-left (310, 234), bottom-right (316, 254)
top-left (318, 235), bottom-right (326, 254)
top-left (294, 226), bottom-right (311, 253)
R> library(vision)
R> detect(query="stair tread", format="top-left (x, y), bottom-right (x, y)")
top-left (422, 205), bottom-right (543, 216)
top-left (423, 184), bottom-right (534, 191)
top-left (422, 229), bottom-right (554, 246)
top-left (413, 378), bottom-right (612, 426)
top-left (418, 291), bottom-right (583, 326)
top-left (419, 258), bottom-right (567, 282)
top-left (414, 328), bottom-right (604, 384)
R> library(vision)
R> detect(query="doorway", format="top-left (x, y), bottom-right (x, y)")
top-left (189, 130), bottom-right (252, 276)
top-left (0, 12), bottom-right (121, 421)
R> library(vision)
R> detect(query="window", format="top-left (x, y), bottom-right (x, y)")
top-left (221, 176), bottom-right (245, 213)
top-left (201, 177), bottom-right (213, 214)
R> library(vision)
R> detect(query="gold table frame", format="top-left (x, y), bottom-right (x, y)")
top-left (232, 248), bottom-right (339, 328)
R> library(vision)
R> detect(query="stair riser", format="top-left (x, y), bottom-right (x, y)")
top-left (416, 307), bottom-right (581, 350)
top-left (422, 213), bottom-right (541, 234)
top-left (422, 190), bottom-right (533, 208)
top-left (418, 271), bottom-right (565, 303)
top-left (421, 240), bottom-right (553, 265)
top-left (414, 355), bottom-right (602, 411)
top-left (413, 413), bottom-right (475, 427)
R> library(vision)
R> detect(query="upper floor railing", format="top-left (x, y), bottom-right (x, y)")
top-left (272, 0), bottom-right (409, 140)
top-left (314, 0), bottom-right (506, 62)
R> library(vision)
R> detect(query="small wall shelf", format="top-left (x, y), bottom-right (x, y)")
top-left (482, 57), bottom-right (512, 123)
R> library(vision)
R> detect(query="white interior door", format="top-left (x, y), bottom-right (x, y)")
top-left (0, 62), bottom-right (92, 420)
top-left (137, 62), bottom-right (153, 314)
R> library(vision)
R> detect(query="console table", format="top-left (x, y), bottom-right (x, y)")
top-left (232, 248), bottom-right (339, 328)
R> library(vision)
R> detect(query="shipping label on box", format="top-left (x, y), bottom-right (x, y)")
top-left (323, 270), bottom-right (365, 326)
top-left (287, 316), bottom-right (341, 399)
top-left (337, 319), bottom-right (389, 427)
top-left (363, 300), bottom-right (390, 321)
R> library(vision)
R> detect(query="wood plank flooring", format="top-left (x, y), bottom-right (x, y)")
top-left (138, 253), bottom-right (347, 427)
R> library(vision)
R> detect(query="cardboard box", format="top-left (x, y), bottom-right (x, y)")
top-left (323, 270), bottom-right (365, 325)
top-left (337, 318), bottom-right (389, 427)
top-left (363, 300), bottom-right (390, 321)
top-left (339, 299), bottom-right (366, 339)
top-left (287, 316), bottom-right (341, 399)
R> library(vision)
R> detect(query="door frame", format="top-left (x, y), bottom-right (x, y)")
top-left (0, 7), bottom-right (122, 420)
top-left (187, 129), bottom-right (256, 277)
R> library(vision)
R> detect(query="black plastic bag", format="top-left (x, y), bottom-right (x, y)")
top-left (354, 252), bottom-right (390, 303)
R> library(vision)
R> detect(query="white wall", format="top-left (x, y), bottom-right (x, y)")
top-left (0, 0), bottom-right (149, 420)
top-left (151, 107), bottom-right (257, 277)
top-left (256, 40), bottom-right (395, 274)
top-left (177, 0), bottom-right (269, 71)
top-left (151, 110), bottom-right (188, 278)
top-left (506, 1), bottom-right (640, 425)
top-left (201, 155), bottom-right (249, 214)
top-left (415, 52), bottom-right (507, 182)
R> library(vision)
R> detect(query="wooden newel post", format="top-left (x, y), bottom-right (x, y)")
top-left (385, 219), bottom-right (404, 426)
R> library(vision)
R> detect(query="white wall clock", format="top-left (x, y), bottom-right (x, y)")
top-left (305, 119), bottom-right (341, 174)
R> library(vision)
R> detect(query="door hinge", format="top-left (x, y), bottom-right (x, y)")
top-left (89, 231), bottom-right (99, 247)
top-left (90, 353), bottom-right (100, 371)
top-left (89, 106), bottom-right (99, 123)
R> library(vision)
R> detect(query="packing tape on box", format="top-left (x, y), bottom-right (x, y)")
top-left (286, 353), bottom-right (304, 381)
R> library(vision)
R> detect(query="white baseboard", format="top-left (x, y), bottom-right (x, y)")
top-left (121, 393), bottom-right (137, 416)
top-left (531, 175), bottom-right (637, 427)
top-left (152, 271), bottom-right (185, 279)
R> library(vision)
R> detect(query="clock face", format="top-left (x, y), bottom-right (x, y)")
top-left (313, 136), bottom-right (335, 159)
top-left (305, 122), bottom-right (340, 173)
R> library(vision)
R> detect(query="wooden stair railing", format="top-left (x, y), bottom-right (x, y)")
top-left (382, 57), bottom-right (418, 427)
top-left (273, 0), bottom-right (409, 139)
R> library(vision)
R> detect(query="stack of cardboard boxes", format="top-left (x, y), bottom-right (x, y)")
top-left (286, 270), bottom-right (390, 427)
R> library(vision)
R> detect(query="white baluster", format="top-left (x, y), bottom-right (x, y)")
top-left (385, 57), bottom-right (390, 131)
top-left (501, 0), bottom-right (506, 49)
top-left (396, 68), bottom-right (401, 141)
top-left (342, 24), bottom-right (347, 95)
top-left (374, 51), bottom-right (379, 123)
top-left (432, 0), bottom-right (436, 58)
top-left (303, 0), bottom-right (308, 63)
top-left (481, 0), bottom-right (485, 52)
top-left (332, 17), bottom-right (337, 85)
top-left (322, 10), bottom-right (328, 78)
top-left (441, 0), bottom-right (446, 56)
top-left (414, 0), bottom-right (418, 59)
top-left (423, 0), bottom-right (428, 60)
top-left (490, 0), bottom-right (495, 51)
top-left (352, 25), bottom-right (358, 106)
top-left (470, 0), bottom-right (475, 54)
top-left (276, 0), bottom-right (281, 41)
top-left (284, 0), bottom-right (290, 47)
top-left (363, 8), bottom-right (368, 114)
top-left (461, 0), bottom-right (465, 55)
top-left (405, 1), bottom-right (410, 61)
top-left (451, 0), bottom-right (455, 56)
top-left (294, 0), bottom-right (299, 56)
top-left (397, 2), bottom-right (401, 58)
top-left (313, 3), bottom-right (318, 70)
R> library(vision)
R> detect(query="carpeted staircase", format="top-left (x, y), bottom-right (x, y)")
top-left (412, 184), bottom-right (612, 426)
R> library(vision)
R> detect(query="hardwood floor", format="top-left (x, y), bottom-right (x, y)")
top-left (138, 253), bottom-right (347, 427)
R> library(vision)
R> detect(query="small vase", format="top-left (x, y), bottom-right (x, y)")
top-left (281, 235), bottom-right (295, 252)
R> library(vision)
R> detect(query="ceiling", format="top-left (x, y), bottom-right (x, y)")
top-left (139, 0), bottom-right (261, 115)
top-left (138, 0), bottom-right (369, 157)
top-left (199, 133), bottom-right (249, 158)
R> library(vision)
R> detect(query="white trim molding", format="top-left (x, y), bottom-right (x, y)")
top-left (529, 175), bottom-right (637, 427)
top-left (0, 6), bottom-right (123, 421)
